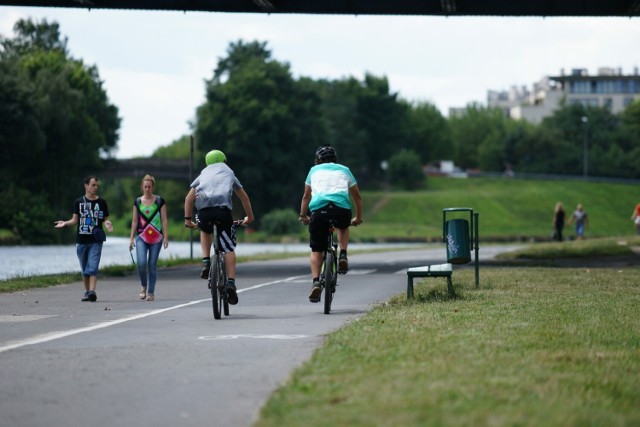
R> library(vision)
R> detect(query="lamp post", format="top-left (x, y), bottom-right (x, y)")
top-left (581, 116), bottom-right (589, 180)
top-left (380, 160), bottom-right (389, 191)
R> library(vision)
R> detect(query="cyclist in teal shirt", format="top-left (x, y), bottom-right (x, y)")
top-left (299, 145), bottom-right (363, 303)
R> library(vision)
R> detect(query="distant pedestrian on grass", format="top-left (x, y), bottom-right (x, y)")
top-left (552, 202), bottom-right (565, 242)
top-left (54, 176), bottom-right (113, 302)
top-left (567, 203), bottom-right (589, 240)
top-left (129, 175), bottom-right (169, 302)
top-left (631, 202), bottom-right (640, 235)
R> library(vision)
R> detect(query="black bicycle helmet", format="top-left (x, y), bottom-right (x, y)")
top-left (315, 145), bottom-right (337, 161)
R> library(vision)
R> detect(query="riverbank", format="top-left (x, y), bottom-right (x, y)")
top-left (0, 237), bottom-right (427, 281)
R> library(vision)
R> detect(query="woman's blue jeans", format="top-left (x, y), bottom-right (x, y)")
top-left (135, 236), bottom-right (162, 294)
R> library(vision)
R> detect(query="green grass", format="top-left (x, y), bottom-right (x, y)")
top-left (496, 236), bottom-right (640, 260)
top-left (256, 267), bottom-right (640, 427)
top-left (351, 176), bottom-right (639, 242)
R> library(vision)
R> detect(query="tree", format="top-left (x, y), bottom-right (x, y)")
top-left (540, 104), bottom-right (621, 177)
top-left (354, 74), bottom-right (412, 183)
top-left (449, 104), bottom-right (507, 170)
top-left (0, 19), bottom-right (121, 243)
top-left (388, 149), bottom-right (424, 190)
top-left (406, 100), bottom-right (451, 163)
top-left (195, 41), bottom-right (327, 225)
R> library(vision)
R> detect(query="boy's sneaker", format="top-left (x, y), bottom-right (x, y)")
top-left (309, 280), bottom-right (322, 303)
top-left (201, 259), bottom-right (211, 279)
top-left (88, 291), bottom-right (97, 302)
top-left (81, 291), bottom-right (91, 302)
top-left (338, 252), bottom-right (349, 274)
top-left (226, 280), bottom-right (238, 305)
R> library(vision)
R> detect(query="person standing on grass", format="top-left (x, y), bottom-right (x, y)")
top-left (567, 203), bottom-right (589, 240)
top-left (129, 175), bottom-right (169, 302)
top-left (552, 202), bottom-right (566, 242)
top-left (54, 176), bottom-right (113, 302)
top-left (631, 202), bottom-right (640, 235)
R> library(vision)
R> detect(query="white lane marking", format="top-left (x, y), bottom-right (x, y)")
top-left (199, 334), bottom-right (307, 340)
top-left (0, 275), bottom-right (306, 354)
top-left (347, 269), bottom-right (376, 275)
top-left (0, 315), bottom-right (58, 323)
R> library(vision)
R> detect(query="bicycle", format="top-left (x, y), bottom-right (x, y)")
top-left (318, 219), bottom-right (340, 314)
top-left (203, 220), bottom-right (243, 319)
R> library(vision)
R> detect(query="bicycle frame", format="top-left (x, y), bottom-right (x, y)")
top-left (320, 223), bottom-right (339, 314)
top-left (210, 223), bottom-right (229, 319)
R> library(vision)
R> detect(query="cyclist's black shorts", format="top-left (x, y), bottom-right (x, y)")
top-left (309, 203), bottom-right (351, 252)
top-left (195, 206), bottom-right (236, 253)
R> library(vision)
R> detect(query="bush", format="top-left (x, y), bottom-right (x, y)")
top-left (388, 149), bottom-right (425, 190)
top-left (0, 185), bottom-right (59, 244)
top-left (260, 208), bottom-right (299, 235)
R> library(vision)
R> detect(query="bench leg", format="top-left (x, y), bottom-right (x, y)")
top-left (447, 275), bottom-right (455, 296)
top-left (407, 275), bottom-right (414, 299)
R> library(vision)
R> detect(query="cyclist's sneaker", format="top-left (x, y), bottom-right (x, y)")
top-left (309, 280), bottom-right (322, 303)
top-left (88, 291), bottom-right (97, 302)
top-left (81, 291), bottom-right (91, 302)
top-left (201, 259), bottom-right (211, 280)
top-left (226, 280), bottom-right (238, 305)
top-left (338, 252), bottom-right (349, 274)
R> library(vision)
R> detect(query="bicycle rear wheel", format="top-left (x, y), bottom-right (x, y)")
top-left (211, 255), bottom-right (221, 319)
top-left (220, 254), bottom-right (229, 316)
top-left (323, 250), bottom-right (335, 314)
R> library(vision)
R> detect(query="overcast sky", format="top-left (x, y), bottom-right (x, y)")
top-left (1, 6), bottom-right (639, 158)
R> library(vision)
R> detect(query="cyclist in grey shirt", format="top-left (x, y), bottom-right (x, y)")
top-left (184, 149), bottom-right (254, 304)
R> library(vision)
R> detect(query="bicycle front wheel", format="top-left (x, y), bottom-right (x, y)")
top-left (323, 251), bottom-right (335, 314)
top-left (211, 255), bottom-right (221, 319)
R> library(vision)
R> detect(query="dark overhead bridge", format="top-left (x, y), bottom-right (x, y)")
top-left (102, 158), bottom-right (191, 181)
top-left (2, 0), bottom-right (640, 17)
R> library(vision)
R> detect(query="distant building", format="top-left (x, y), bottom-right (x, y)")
top-left (487, 67), bottom-right (640, 123)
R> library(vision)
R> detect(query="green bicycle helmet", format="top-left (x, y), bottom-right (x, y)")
top-left (205, 149), bottom-right (226, 165)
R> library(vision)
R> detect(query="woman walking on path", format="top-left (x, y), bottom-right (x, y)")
top-left (552, 202), bottom-right (566, 241)
top-left (129, 175), bottom-right (169, 301)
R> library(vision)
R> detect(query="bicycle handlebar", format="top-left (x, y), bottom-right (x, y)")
top-left (185, 219), bottom-right (246, 230)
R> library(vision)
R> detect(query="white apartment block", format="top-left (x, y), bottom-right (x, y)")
top-left (488, 67), bottom-right (640, 124)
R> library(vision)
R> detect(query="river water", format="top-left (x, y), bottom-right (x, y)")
top-left (0, 237), bottom-right (424, 280)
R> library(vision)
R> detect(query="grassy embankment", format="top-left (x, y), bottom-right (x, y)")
top-left (255, 237), bottom-right (640, 426)
top-left (102, 175), bottom-right (639, 243)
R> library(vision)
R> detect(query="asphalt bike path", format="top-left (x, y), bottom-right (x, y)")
top-left (0, 245), bottom-right (519, 427)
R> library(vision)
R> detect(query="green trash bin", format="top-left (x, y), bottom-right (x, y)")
top-left (445, 219), bottom-right (471, 264)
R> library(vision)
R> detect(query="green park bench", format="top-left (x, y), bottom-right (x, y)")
top-left (406, 208), bottom-right (479, 299)
top-left (406, 263), bottom-right (453, 298)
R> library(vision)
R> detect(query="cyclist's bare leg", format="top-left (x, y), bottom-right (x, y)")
top-left (310, 251), bottom-right (323, 278)
top-left (223, 250), bottom-right (239, 305)
top-left (224, 251), bottom-right (236, 278)
top-left (200, 231), bottom-right (212, 258)
top-left (337, 228), bottom-right (349, 252)
top-left (337, 228), bottom-right (349, 273)
top-left (308, 251), bottom-right (323, 302)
